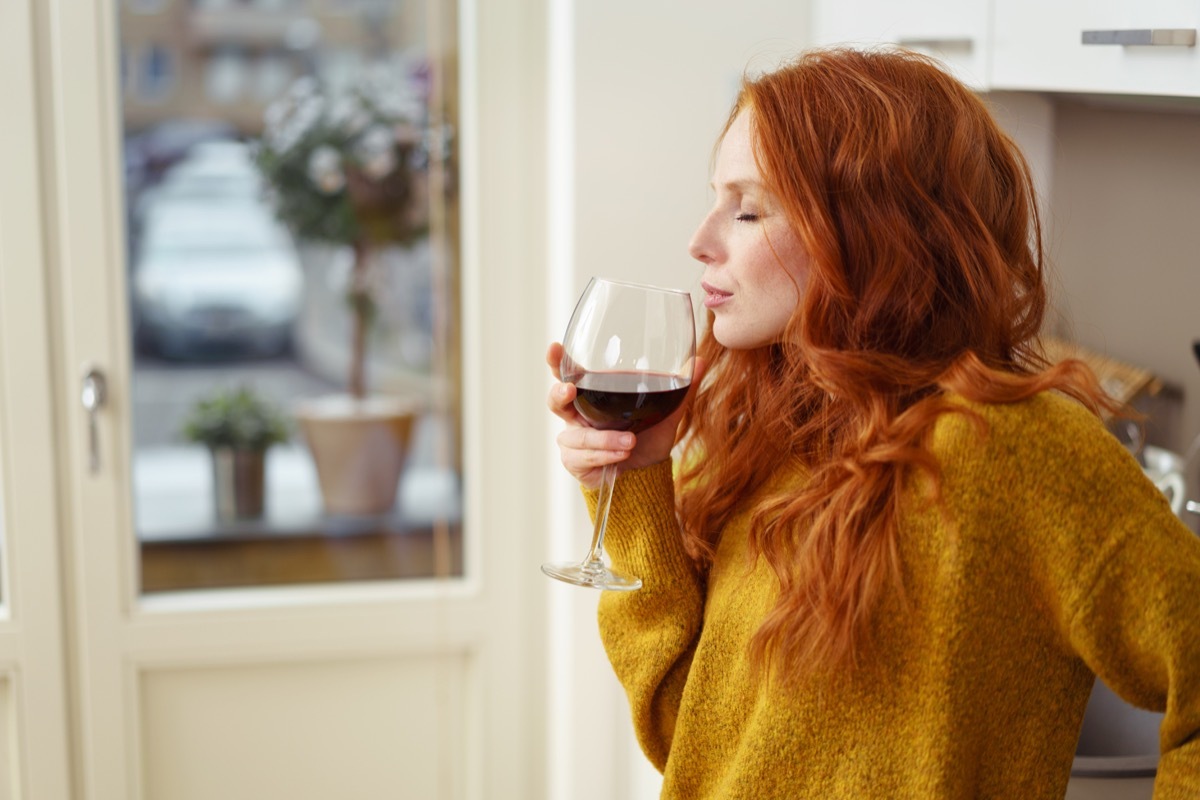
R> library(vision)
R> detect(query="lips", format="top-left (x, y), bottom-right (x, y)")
top-left (701, 281), bottom-right (732, 308)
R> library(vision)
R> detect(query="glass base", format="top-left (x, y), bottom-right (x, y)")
top-left (541, 561), bottom-right (642, 591)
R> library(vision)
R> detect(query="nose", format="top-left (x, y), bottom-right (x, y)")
top-left (688, 212), bottom-right (717, 265)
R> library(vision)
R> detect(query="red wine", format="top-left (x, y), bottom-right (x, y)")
top-left (570, 371), bottom-right (690, 433)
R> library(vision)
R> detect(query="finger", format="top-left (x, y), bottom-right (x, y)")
top-left (545, 342), bottom-right (564, 382)
top-left (546, 381), bottom-right (579, 421)
top-left (561, 445), bottom-right (631, 473)
top-left (558, 426), bottom-right (636, 454)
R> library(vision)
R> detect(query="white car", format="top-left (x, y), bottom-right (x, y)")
top-left (133, 199), bottom-right (304, 359)
top-left (134, 140), bottom-right (263, 220)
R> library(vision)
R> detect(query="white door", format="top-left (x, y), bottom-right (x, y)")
top-left (13, 0), bottom-right (552, 797)
top-left (0, 1), bottom-right (74, 797)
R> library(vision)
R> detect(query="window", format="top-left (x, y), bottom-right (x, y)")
top-left (254, 52), bottom-right (294, 102)
top-left (205, 47), bottom-right (248, 104)
top-left (138, 45), bottom-right (177, 102)
top-left (120, 0), bottom-right (463, 593)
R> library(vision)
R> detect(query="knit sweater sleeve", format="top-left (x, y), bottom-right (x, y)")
top-left (958, 394), bottom-right (1200, 797)
top-left (1059, 452), bottom-right (1200, 799)
top-left (1068, 506), bottom-right (1200, 798)
top-left (583, 460), bottom-right (705, 772)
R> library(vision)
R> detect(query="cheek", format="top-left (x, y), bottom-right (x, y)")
top-left (761, 284), bottom-right (800, 335)
top-left (777, 235), bottom-right (811, 288)
top-left (758, 250), bottom-right (806, 336)
top-left (757, 258), bottom-right (803, 312)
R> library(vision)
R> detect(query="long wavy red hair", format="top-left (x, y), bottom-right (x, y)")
top-left (675, 47), bottom-right (1117, 679)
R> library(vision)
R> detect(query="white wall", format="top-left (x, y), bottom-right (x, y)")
top-left (1049, 99), bottom-right (1200, 523)
top-left (992, 92), bottom-right (1200, 520)
top-left (571, 10), bottom-right (810, 294)
top-left (546, 4), bottom-right (810, 799)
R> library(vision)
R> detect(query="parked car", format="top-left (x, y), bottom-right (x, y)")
top-left (133, 199), bottom-right (304, 359)
top-left (125, 118), bottom-right (238, 183)
top-left (133, 139), bottom-right (263, 223)
top-left (124, 124), bottom-right (242, 255)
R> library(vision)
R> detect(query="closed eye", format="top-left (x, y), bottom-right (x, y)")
top-left (735, 213), bottom-right (759, 222)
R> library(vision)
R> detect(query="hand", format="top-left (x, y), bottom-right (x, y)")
top-left (546, 342), bottom-right (707, 489)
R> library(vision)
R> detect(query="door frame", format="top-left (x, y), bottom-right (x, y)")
top-left (0, 1), bottom-right (74, 797)
top-left (26, 0), bottom-right (553, 796)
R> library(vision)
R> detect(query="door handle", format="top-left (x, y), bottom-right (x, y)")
top-left (80, 365), bottom-right (107, 473)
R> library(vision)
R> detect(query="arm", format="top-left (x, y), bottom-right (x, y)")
top-left (940, 394), bottom-right (1200, 795)
top-left (993, 396), bottom-right (1200, 796)
top-left (544, 342), bottom-right (710, 770)
top-left (1066, 498), bottom-right (1200, 799)
top-left (587, 461), bottom-right (705, 771)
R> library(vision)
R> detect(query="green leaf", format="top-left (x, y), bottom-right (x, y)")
top-left (181, 387), bottom-right (291, 450)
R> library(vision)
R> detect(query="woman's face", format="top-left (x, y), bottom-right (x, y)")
top-left (688, 110), bottom-right (810, 350)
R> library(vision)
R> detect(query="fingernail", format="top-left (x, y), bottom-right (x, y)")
top-left (620, 433), bottom-right (634, 447)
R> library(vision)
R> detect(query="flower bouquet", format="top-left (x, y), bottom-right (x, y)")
top-left (253, 59), bottom-right (430, 399)
top-left (253, 59), bottom-right (432, 515)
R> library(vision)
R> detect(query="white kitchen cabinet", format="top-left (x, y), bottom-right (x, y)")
top-left (811, 0), bottom-right (992, 90)
top-left (992, 0), bottom-right (1200, 97)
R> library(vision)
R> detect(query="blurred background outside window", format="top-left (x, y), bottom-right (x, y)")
top-left (119, 0), bottom-right (462, 594)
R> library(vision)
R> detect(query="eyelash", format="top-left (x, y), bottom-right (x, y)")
top-left (735, 213), bottom-right (759, 223)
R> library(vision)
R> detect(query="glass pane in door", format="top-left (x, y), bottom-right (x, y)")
top-left (120, 0), bottom-right (463, 593)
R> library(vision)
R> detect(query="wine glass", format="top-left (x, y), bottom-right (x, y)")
top-left (542, 277), bottom-right (696, 591)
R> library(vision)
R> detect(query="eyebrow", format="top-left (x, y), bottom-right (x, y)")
top-left (710, 178), bottom-right (763, 194)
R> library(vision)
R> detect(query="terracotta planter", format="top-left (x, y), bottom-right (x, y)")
top-left (295, 394), bottom-right (419, 516)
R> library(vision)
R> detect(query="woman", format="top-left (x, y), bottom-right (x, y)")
top-left (547, 48), bottom-right (1200, 798)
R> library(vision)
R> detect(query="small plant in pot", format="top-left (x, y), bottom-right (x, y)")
top-left (182, 387), bottom-right (290, 524)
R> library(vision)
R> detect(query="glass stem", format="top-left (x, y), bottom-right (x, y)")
top-left (582, 463), bottom-right (617, 574)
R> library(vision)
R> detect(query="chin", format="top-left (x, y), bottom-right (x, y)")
top-left (712, 326), bottom-right (772, 351)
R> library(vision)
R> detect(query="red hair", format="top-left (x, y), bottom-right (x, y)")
top-left (675, 48), bottom-right (1117, 678)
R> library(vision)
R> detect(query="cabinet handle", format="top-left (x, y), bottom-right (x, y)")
top-left (1081, 29), bottom-right (1197, 47)
top-left (896, 37), bottom-right (974, 51)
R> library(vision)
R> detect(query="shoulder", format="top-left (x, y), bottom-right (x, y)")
top-left (933, 391), bottom-right (1113, 455)
top-left (930, 391), bottom-right (1136, 491)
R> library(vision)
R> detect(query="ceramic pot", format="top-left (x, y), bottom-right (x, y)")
top-left (296, 394), bottom-right (419, 516)
top-left (212, 446), bottom-right (266, 523)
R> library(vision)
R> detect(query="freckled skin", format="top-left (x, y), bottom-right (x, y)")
top-left (688, 111), bottom-right (810, 350)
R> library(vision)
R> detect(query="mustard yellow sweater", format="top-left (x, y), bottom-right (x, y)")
top-left (590, 393), bottom-right (1200, 799)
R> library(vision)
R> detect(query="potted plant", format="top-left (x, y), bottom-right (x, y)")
top-left (252, 62), bottom-right (429, 515)
top-left (182, 386), bottom-right (291, 523)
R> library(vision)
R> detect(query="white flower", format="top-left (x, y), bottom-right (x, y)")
top-left (355, 125), bottom-right (397, 180)
top-left (288, 75), bottom-right (319, 101)
top-left (307, 146), bottom-right (345, 194)
top-left (380, 92), bottom-right (423, 123)
top-left (329, 96), bottom-right (370, 137)
top-left (360, 151), bottom-right (397, 181)
top-left (264, 97), bottom-right (293, 132)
